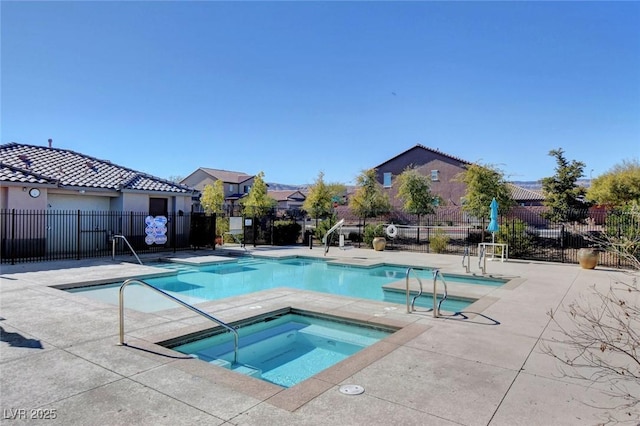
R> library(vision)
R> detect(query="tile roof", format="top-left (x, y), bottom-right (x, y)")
top-left (507, 183), bottom-right (545, 201)
top-left (0, 142), bottom-right (193, 193)
top-left (267, 190), bottom-right (306, 201)
top-left (199, 168), bottom-right (254, 184)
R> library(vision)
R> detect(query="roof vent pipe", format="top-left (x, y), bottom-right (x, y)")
top-left (48, 138), bottom-right (53, 148)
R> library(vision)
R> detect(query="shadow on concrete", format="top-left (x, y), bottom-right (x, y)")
top-left (0, 326), bottom-right (44, 349)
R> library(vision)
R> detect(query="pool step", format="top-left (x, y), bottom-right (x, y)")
top-left (210, 358), bottom-right (262, 378)
top-left (298, 324), bottom-right (380, 346)
top-left (158, 263), bottom-right (200, 273)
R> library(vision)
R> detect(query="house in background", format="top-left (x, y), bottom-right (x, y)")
top-left (372, 143), bottom-right (545, 209)
top-left (373, 144), bottom-right (471, 207)
top-left (508, 183), bottom-right (545, 206)
top-left (0, 141), bottom-right (194, 214)
top-left (180, 168), bottom-right (255, 213)
top-left (268, 190), bottom-right (306, 212)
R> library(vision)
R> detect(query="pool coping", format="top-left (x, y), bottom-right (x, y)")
top-left (129, 304), bottom-right (431, 412)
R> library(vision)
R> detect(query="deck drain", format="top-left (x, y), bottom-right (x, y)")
top-left (339, 384), bottom-right (365, 395)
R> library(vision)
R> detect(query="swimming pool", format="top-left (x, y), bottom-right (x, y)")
top-left (67, 257), bottom-right (504, 312)
top-left (168, 310), bottom-right (394, 388)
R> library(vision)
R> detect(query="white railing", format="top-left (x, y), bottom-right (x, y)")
top-left (323, 219), bottom-right (345, 255)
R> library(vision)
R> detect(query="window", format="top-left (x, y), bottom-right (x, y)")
top-left (229, 184), bottom-right (234, 192)
top-left (243, 185), bottom-right (251, 193)
top-left (431, 170), bottom-right (439, 181)
top-left (383, 172), bottom-right (392, 187)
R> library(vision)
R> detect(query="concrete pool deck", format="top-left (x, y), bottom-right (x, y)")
top-left (1, 246), bottom-right (637, 425)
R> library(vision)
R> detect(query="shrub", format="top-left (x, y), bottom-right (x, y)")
top-left (363, 224), bottom-right (386, 248)
top-left (430, 229), bottom-right (449, 253)
top-left (273, 220), bottom-right (301, 245)
top-left (604, 209), bottom-right (640, 259)
top-left (497, 218), bottom-right (535, 256)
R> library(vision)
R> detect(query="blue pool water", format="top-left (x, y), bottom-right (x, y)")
top-left (170, 312), bottom-right (393, 388)
top-left (68, 257), bottom-right (504, 312)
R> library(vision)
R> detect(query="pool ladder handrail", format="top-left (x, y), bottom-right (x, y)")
top-left (462, 246), bottom-right (470, 273)
top-left (323, 218), bottom-right (345, 255)
top-left (478, 245), bottom-right (486, 275)
top-left (118, 278), bottom-right (239, 364)
top-left (405, 268), bottom-right (449, 318)
top-left (112, 235), bottom-right (143, 265)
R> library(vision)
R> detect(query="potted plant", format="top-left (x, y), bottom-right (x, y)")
top-left (364, 224), bottom-right (387, 251)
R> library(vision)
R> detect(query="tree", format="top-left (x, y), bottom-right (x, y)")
top-left (241, 171), bottom-right (275, 217)
top-left (349, 168), bottom-right (391, 229)
top-left (396, 167), bottom-right (440, 222)
top-left (200, 180), bottom-right (225, 215)
top-left (200, 180), bottom-right (227, 239)
top-left (455, 163), bottom-right (514, 219)
top-left (303, 172), bottom-right (346, 226)
top-left (587, 159), bottom-right (640, 208)
top-left (541, 148), bottom-right (589, 222)
top-left (544, 232), bottom-right (640, 424)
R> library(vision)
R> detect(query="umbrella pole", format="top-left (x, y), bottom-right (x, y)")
top-left (491, 232), bottom-right (495, 260)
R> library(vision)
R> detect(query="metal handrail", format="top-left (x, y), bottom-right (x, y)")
top-left (462, 246), bottom-right (470, 273)
top-left (432, 269), bottom-right (449, 317)
top-left (405, 267), bottom-right (448, 318)
top-left (112, 235), bottom-right (143, 265)
top-left (118, 279), bottom-right (239, 364)
top-left (405, 267), bottom-right (425, 313)
top-left (478, 245), bottom-right (486, 275)
top-left (323, 218), bottom-right (345, 255)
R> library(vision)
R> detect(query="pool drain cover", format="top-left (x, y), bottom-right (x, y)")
top-left (339, 384), bottom-right (365, 395)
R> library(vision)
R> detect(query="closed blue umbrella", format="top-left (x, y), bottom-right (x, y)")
top-left (487, 198), bottom-right (499, 234)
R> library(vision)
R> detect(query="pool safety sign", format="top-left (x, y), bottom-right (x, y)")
top-left (145, 215), bottom-right (168, 245)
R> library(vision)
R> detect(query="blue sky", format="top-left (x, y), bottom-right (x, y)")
top-left (2, 1), bottom-right (639, 186)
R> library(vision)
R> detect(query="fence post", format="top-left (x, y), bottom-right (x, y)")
top-left (76, 210), bottom-right (81, 260)
top-left (560, 224), bottom-right (565, 263)
top-left (10, 209), bottom-right (16, 265)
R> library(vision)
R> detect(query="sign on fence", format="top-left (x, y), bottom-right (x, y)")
top-left (145, 215), bottom-right (168, 245)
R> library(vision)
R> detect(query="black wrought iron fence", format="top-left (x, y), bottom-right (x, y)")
top-left (331, 206), bottom-right (639, 269)
top-left (2, 207), bottom-right (637, 268)
top-left (1, 209), bottom-right (195, 264)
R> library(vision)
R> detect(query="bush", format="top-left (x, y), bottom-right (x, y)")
top-left (497, 218), bottom-right (536, 257)
top-left (604, 209), bottom-right (640, 259)
top-left (430, 229), bottom-right (449, 253)
top-left (273, 220), bottom-right (301, 245)
top-left (363, 224), bottom-right (386, 248)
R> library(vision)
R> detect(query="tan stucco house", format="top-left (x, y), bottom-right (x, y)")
top-left (181, 168), bottom-right (256, 213)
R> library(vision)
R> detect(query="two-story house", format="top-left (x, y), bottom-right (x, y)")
top-left (181, 168), bottom-right (255, 214)
top-left (267, 190), bottom-right (306, 212)
top-left (373, 144), bottom-right (471, 207)
top-left (372, 143), bottom-right (545, 209)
